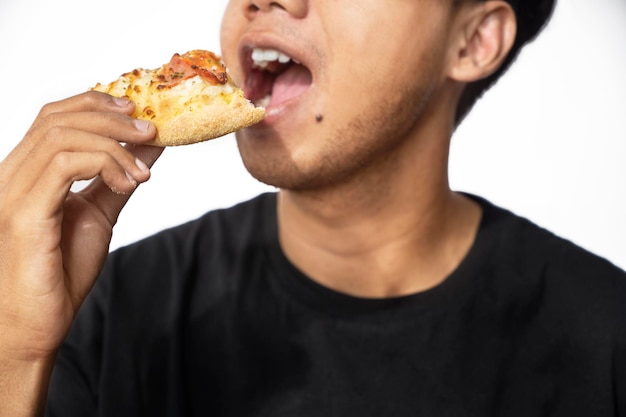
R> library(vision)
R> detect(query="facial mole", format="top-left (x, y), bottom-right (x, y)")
top-left (315, 114), bottom-right (324, 123)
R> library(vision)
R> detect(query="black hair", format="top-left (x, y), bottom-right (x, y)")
top-left (455, 0), bottom-right (557, 124)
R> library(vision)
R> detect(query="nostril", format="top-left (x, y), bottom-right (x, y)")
top-left (269, 2), bottom-right (286, 11)
top-left (244, 3), bottom-right (260, 20)
top-left (245, 0), bottom-right (305, 19)
top-left (248, 1), bottom-right (287, 13)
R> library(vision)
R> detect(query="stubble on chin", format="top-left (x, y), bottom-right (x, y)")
top-left (237, 80), bottom-right (434, 195)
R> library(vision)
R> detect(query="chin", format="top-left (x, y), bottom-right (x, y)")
top-left (235, 127), bottom-right (311, 189)
top-left (239, 154), bottom-right (314, 191)
top-left (237, 147), bottom-right (329, 192)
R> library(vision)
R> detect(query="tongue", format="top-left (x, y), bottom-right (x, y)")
top-left (270, 64), bottom-right (312, 107)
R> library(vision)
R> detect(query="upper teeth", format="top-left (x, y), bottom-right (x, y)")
top-left (251, 48), bottom-right (295, 68)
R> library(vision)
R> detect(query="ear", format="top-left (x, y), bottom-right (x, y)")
top-left (448, 1), bottom-right (517, 83)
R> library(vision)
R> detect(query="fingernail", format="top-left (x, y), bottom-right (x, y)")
top-left (126, 171), bottom-right (138, 187)
top-left (113, 97), bottom-right (132, 107)
top-left (110, 186), bottom-right (130, 195)
top-left (135, 157), bottom-right (150, 173)
top-left (133, 119), bottom-right (151, 132)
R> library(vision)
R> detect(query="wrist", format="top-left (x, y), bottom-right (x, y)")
top-left (0, 353), bottom-right (55, 417)
top-left (0, 308), bottom-right (68, 362)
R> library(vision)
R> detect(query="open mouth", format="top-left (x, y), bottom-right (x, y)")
top-left (244, 47), bottom-right (313, 108)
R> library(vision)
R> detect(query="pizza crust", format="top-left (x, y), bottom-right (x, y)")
top-left (153, 91), bottom-right (266, 146)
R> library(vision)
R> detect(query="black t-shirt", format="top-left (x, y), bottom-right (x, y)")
top-left (46, 193), bottom-right (626, 416)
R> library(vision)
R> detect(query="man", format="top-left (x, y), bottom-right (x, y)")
top-left (1, 0), bottom-right (624, 416)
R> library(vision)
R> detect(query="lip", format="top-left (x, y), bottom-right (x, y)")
top-left (238, 32), bottom-right (315, 125)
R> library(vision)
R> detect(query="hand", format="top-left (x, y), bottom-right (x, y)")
top-left (0, 91), bottom-right (162, 361)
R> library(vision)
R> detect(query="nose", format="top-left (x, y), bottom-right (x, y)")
top-left (246, 0), bottom-right (308, 19)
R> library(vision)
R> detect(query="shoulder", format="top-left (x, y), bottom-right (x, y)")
top-left (475, 195), bottom-right (625, 278)
top-left (462, 196), bottom-right (626, 410)
top-left (96, 192), bottom-right (277, 307)
top-left (109, 192), bottom-right (276, 267)
top-left (469, 194), bottom-right (626, 323)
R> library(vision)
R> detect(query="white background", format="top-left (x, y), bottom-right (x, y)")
top-left (0, 0), bottom-right (624, 270)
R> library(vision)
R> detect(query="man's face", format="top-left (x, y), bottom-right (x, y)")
top-left (220, 0), bottom-right (457, 190)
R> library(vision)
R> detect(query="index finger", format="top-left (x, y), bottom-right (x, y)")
top-left (0, 91), bottom-right (144, 191)
top-left (38, 90), bottom-right (136, 118)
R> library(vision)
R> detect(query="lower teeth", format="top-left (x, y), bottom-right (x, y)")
top-left (256, 95), bottom-right (270, 107)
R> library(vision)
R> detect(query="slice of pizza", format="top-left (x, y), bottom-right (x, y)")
top-left (92, 50), bottom-right (265, 146)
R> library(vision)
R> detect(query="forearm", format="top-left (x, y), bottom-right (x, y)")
top-left (0, 354), bottom-right (55, 417)
top-left (0, 92), bottom-right (160, 417)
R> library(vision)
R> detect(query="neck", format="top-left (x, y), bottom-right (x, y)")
top-left (277, 111), bottom-right (481, 299)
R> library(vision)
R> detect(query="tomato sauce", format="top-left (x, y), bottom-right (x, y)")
top-left (158, 50), bottom-right (228, 88)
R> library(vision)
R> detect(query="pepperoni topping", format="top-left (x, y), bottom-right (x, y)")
top-left (156, 50), bottom-right (228, 89)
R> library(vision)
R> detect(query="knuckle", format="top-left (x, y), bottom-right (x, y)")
top-left (41, 110), bottom-right (62, 126)
top-left (41, 124), bottom-right (67, 145)
top-left (38, 101), bottom-right (57, 118)
top-left (0, 198), bottom-right (29, 237)
top-left (84, 90), bottom-right (107, 106)
top-left (87, 89), bottom-right (109, 100)
top-left (88, 150), bottom-right (116, 170)
top-left (50, 151), bottom-right (72, 170)
top-left (103, 137), bottom-right (125, 155)
top-left (101, 151), bottom-right (119, 168)
top-left (26, 110), bottom-right (59, 140)
top-left (34, 111), bottom-right (65, 138)
top-left (87, 90), bottom-right (125, 113)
